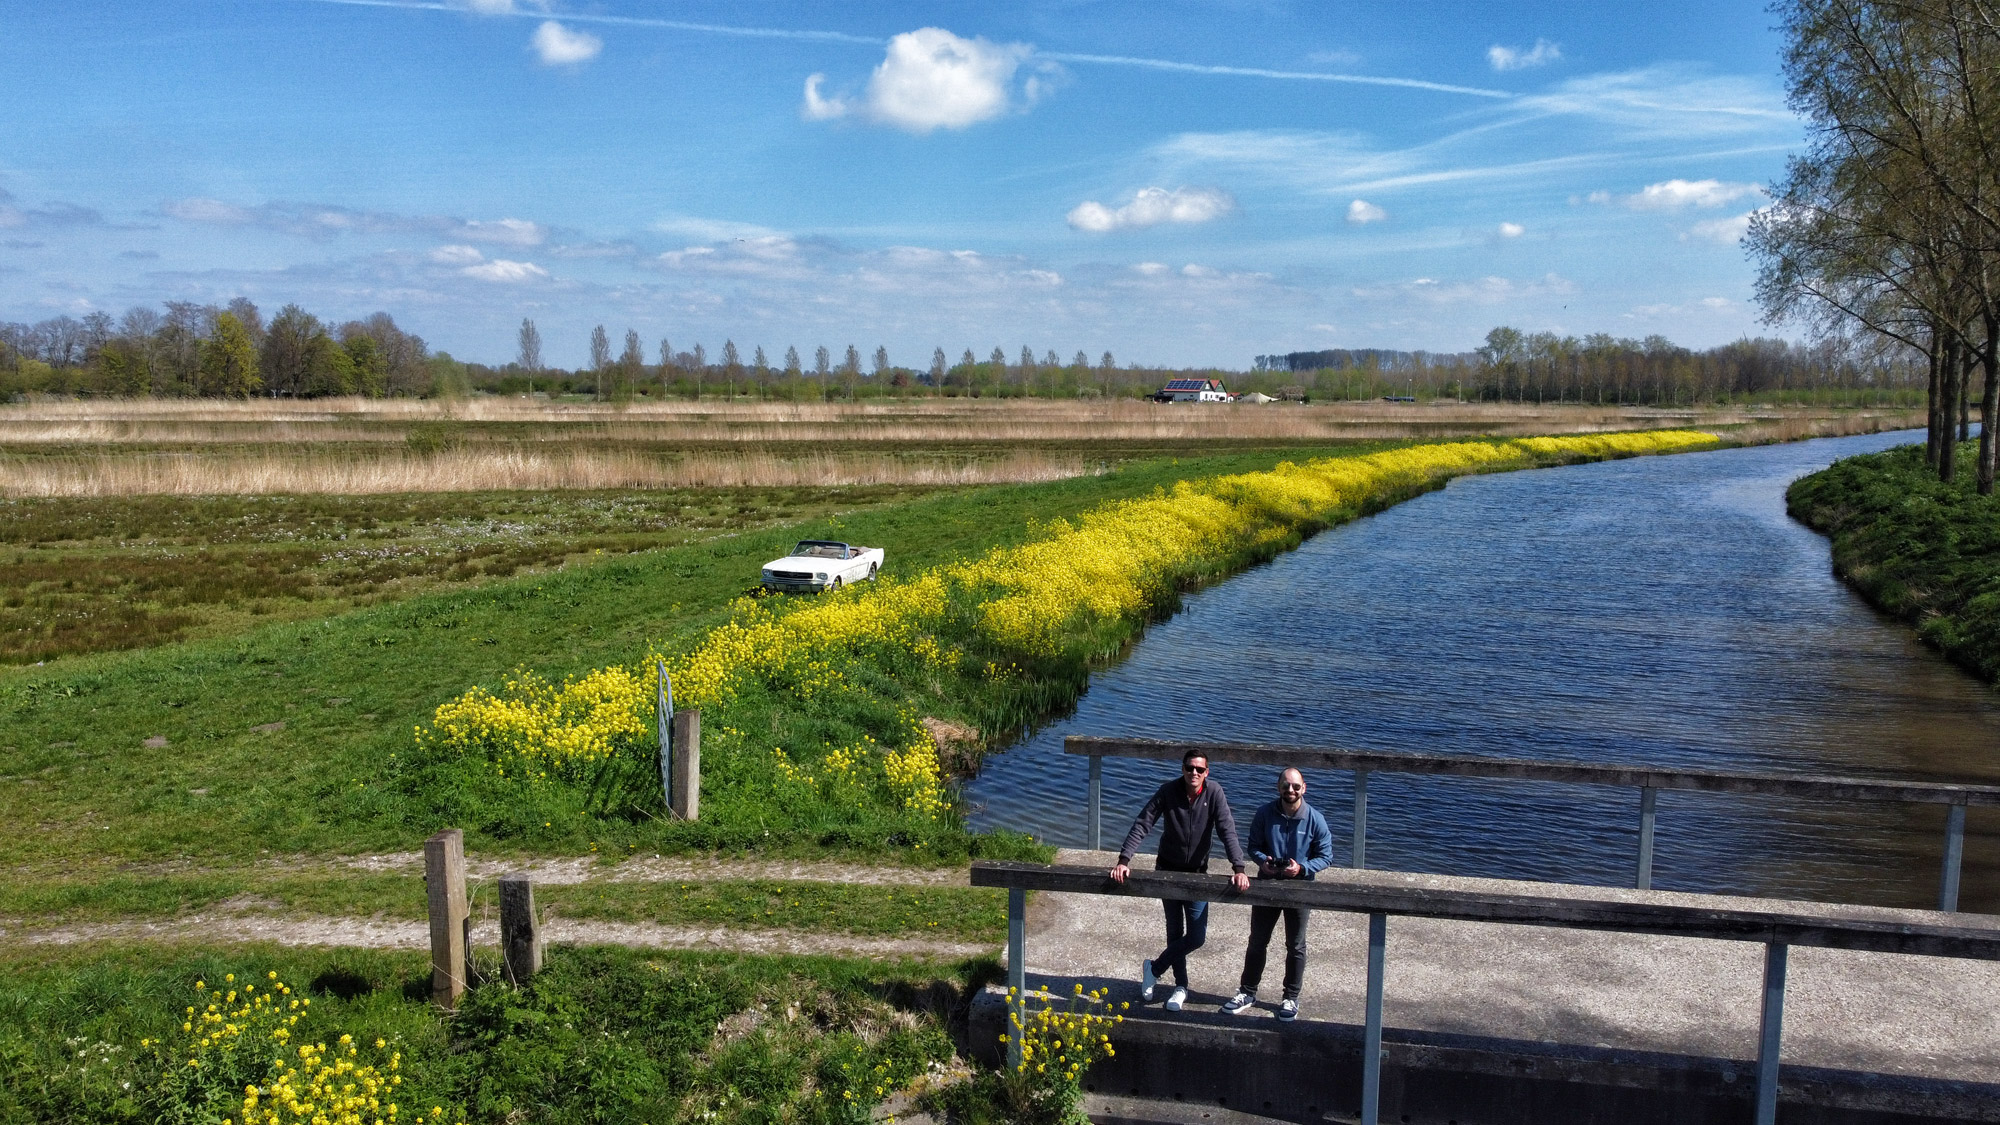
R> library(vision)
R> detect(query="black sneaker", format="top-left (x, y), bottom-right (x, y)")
top-left (1221, 991), bottom-right (1256, 1014)
top-left (1277, 998), bottom-right (1299, 1022)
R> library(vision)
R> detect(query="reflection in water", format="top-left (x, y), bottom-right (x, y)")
top-left (965, 431), bottom-right (2000, 911)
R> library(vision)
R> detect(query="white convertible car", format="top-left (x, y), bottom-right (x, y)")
top-left (760, 540), bottom-right (884, 593)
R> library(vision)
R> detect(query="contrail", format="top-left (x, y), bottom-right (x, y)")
top-left (298, 0), bottom-right (882, 44)
top-left (292, 0), bottom-right (1511, 98)
top-left (1040, 52), bottom-right (1512, 99)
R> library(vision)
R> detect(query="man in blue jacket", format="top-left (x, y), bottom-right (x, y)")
top-left (1111, 750), bottom-right (1250, 1012)
top-left (1223, 767), bottom-right (1333, 1021)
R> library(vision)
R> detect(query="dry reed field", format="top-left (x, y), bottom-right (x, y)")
top-left (0, 447), bottom-right (1089, 498)
top-left (0, 397), bottom-right (1921, 496)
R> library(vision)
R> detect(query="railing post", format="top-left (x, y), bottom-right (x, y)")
top-left (1352, 770), bottom-right (1369, 869)
top-left (499, 875), bottom-right (541, 985)
top-left (669, 708), bottom-right (701, 821)
top-left (423, 828), bottom-right (470, 1009)
top-left (1088, 754), bottom-right (1103, 851)
top-left (1007, 887), bottom-right (1026, 1070)
top-left (1754, 942), bottom-right (1789, 1125)
top-left (1941, 802), bottom-right (1966, 912)
top-left (1636, 786), bottom-right (1657, 891)
top-left (1360, 912), bottom-right (1387, 1125)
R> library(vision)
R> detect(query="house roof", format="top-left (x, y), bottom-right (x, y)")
top-left (1162, 378), bottom-right (1224, 391)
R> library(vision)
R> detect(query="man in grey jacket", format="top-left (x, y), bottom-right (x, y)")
top-left (1222, 767), bottom-right (1334, 1021)
top-left (1110, 750), bottom-right (1250, 1012)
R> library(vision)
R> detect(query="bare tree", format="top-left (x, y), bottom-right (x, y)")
top-left (784, 345), bottom-right (802, 375)
top-left (518, 319), bottom-right (542, 372)
top-left (931, 346), bottom-right (948, 388)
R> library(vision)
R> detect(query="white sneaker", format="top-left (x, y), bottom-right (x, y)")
top-left (1139, 959), bottom-right (1156, 1002)
top-left (1165, 987), bottom-right (1188, 1012)
top-left (1221, 991), bottom-right (1256, 1014)
top-left (1277, 998), bottom-right (1299, 1022)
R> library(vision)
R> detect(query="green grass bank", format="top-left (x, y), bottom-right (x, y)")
top-left (1788, 440), bottom-right (2000, 686)
top-left (0, 942), bottom-right (989, 1125)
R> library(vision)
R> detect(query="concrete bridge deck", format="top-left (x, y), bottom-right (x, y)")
top-left (1022, 850), bottom-right (2000, 1086)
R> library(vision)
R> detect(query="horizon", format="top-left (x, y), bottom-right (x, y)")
top-left (1, 1), bottom-right (1798, 369)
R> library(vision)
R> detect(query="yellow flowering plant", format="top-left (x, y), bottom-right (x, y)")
top-left (992, 985), bottom-right (1126, 1125)
top-left (140, 971), bottom-right (445, 1125)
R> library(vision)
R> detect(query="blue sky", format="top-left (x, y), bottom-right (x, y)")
top-left (0, 1), bottom-right (1800, 369)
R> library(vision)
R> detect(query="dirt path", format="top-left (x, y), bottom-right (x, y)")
top-left (337, 852), bottom-right (972, 887)
top-left (0, 912), bottom-right (994, 960)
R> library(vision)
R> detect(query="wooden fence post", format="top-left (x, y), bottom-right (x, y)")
top-left (499, 876), bottom-right (541, 985)
top-left (670, 708), bottom-right (701, 821)
top-left (424, 828), bottom-right (470, 1009)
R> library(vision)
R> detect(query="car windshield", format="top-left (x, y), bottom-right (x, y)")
top-left (793, 542), bottom-right (849, 559)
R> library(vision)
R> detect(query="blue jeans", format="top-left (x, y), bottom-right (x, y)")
top-left (1153, 898), bottom-right (1209, 987)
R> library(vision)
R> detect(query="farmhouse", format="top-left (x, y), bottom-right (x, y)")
top-left (1154, 376), bottom-right (1230, 402)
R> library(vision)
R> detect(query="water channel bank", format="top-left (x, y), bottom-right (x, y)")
top-left (1789, 439), bottom-right (2000, 687)
top-left (967, 430), bottom-right (2000, 912)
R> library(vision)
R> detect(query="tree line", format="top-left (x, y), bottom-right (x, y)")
top-left (0, 300), bottom-right (434, 399)
top-left (1749, 0), bottom-right (2000, 493)
top-left (1, 299), bottom-right (1909, 409)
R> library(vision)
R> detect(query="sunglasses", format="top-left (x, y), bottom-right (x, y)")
top-left (1182, 765), bottom-right (1208, 773)
top-left (1281, 783), bottom-right (1304, 791)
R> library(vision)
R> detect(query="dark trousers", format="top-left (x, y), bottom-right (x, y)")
top-left (1152, 898), bottom-right (1209, 987)
top-left (1240, 905), bottom-right (1309, 1000)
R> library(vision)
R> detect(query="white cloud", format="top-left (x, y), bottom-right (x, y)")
top-left (1701, 296), bottom-right (1733, 308)
top-left (1067, 187), bottom-right (1235, 232)
top-left (1133, 262), bottom-right (1169, 275)
top-left (1685, 211), bottom-right (1757, 244)
top-left (1353, 273), bottom-right (1573, 305)
top-left (1498, 222), bottom-right (1524, 238)
top-left (163, 197), bottom-right (255, 225)
top-left (1628, 178), bottom-right (1761, 209)
top-left (1346, 199), bottom-right (1387, 224)
top-left (806, 27), bottom-right (1041, 132)
top-left (461, 258), bottom-right (548, 282)
top-left (429, 244), bottom-right (485, 264)
top-left (1181, 263), bottom-right (1217, 278)
top-left (532, 20), bottom-right (602, 66)
top-left (1488, 39), bottom-right (1561, 71)
top-left (459, 217), bottom-right (545, 246)
top-left (460, 0), bottom-right (518, 13)
top-left (801, 74), bottom-right (847, 120)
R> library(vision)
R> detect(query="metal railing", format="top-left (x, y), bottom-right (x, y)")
top-left (1069, 735), bottom-right (2000, 911)
top-left (971, 859), bottom-right (2000, 1125)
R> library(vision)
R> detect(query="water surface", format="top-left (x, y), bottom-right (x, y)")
top-left (966, 430), bottom-right (2000, 911)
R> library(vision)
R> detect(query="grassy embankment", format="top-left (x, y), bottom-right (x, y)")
top-left (1788, 440), bottom-right (2000, 685)
top-left (0, 942), bottom-right (985, 1125)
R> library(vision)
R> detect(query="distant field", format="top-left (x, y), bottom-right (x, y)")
top-left (0, 397), bottom-right (1921, 497)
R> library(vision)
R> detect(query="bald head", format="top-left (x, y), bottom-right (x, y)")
top-left (1278, 768), bottom-right (1305, 811)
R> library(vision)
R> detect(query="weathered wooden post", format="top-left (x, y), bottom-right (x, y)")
top-left (499, 875), bottom-right (541, 985)
top-left (670, 708), bottom-right (701, 821)
top-left (423, 828), bottom-right (470, 1009)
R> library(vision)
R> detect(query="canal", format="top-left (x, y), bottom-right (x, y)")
top-left (965, 429), bottom-right (2000, 911)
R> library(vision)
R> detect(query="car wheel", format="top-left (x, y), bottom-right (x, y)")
top-left (830, 576), bottom-right (842, 591)
top-left (868, 563), bottom-right (878, 580)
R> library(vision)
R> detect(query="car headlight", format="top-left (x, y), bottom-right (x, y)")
top-left (816, 572), bottom-right (827, 581)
